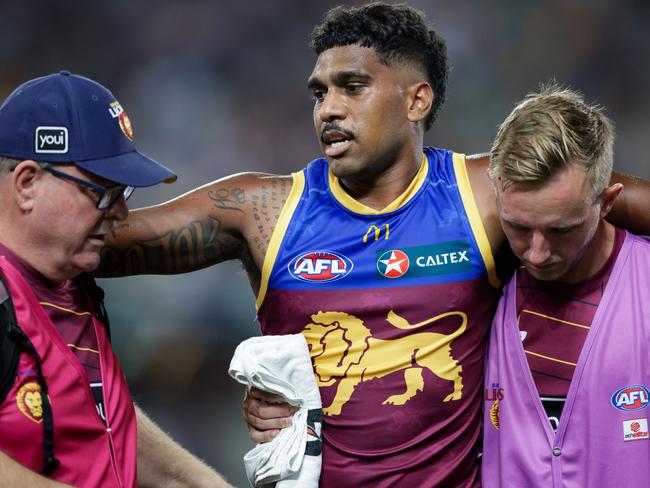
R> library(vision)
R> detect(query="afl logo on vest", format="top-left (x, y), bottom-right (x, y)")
top-left (289, 251), bottom-right (353, 283)
top-left (611, 385), bottom-right (650, 411)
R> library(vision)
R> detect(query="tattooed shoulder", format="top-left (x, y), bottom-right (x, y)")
top-left (249, 176), bottom-right (292, 259)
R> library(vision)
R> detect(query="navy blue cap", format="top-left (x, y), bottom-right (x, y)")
top-left (0, 71), bottom-right (176, 187)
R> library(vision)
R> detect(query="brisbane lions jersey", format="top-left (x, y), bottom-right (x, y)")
top-left (256, 147), bottom-right (500, 487)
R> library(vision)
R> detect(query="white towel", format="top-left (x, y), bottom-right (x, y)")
top-left (228, 334), bottom-right (322, 488)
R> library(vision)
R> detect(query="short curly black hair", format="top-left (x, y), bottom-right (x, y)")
top-left (309, 2), bottom-right (448, 131)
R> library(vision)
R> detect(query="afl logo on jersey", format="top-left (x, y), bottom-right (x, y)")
top-left (377, 250), bottom-right (410, 278)
top-left (611, 385), bottom-right (650, 411)
top-left (289, 251), bottom-right (353, 283)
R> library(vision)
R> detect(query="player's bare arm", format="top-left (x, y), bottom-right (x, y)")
top-left (605, 171), bottom-right (650, 236)
top-left (467, 153), bottom-right (650, 269)
top-left (99, 173), bottom-right (293, 293)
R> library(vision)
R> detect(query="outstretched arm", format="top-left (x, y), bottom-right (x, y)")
top-left (98, 173), bottom-right (293, 280)
top-left (136, 405), bottom-right (233, 488)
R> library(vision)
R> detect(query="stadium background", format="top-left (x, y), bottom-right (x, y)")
top-left (1, 1), bottom-right (648, 485)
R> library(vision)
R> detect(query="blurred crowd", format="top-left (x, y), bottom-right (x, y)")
top-left (2, 1), bottom-right (648, 484)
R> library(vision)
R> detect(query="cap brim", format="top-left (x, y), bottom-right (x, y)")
top-left (74, 151), bottom-right (177, 187)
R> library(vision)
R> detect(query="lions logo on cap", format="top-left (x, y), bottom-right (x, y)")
top-left (118, 112), bottom-right (134, 141)
top-left (108, 100), bottom-right (134, 141)
top-left (16, 382), bottom-right (44, 423)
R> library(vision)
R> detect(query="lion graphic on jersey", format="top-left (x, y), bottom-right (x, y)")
top-left (302, 310), bottom-right (467, 416)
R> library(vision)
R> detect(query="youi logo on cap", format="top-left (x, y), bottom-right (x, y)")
top-left (35, 126), bottom-right (68, 154)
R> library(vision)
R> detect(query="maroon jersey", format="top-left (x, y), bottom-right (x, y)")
top-left (0, 254), bottom-right (137, 486)
top-left (0, 242), bottom-right (106, 421)
top-left (256, 151), bottom-right (501, 487)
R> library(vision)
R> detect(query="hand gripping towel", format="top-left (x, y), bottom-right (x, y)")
top-left (229, 334), bottom-right (322, 487)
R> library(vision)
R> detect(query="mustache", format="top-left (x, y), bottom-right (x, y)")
top-left (320, 123), bottom-right (354, 141)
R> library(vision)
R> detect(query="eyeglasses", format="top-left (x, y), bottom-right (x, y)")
top-left (41, 165), bottom-right (134, 210)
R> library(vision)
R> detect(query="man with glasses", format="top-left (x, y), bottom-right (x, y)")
top-left (0, 72), bottom-right (231, 487)
top-left (39, 164), bottom-right (135, 210)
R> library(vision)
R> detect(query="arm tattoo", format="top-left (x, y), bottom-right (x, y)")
top-left (208, 187), bottom-right (246, 212)
top-left (100, 216), bottom-right (239, 276)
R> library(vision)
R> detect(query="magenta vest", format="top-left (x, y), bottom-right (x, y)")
top-left (0, 257), bottom-right (137, 487)
top-left (483, 232), bottom-right (650, 487)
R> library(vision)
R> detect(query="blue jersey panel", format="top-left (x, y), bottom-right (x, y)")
top-left (268, 147), bottom-right (489, 291)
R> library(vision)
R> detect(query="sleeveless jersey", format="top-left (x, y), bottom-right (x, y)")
top-left (257, 147), bottom-right (500, 487)
top-left (0, 256), bottom-right (137, 487)
top-left (483, 231), bottom-right (650, 488)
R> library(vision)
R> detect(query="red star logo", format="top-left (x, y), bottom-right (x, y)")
top-left (377, 250), bottom-right (410, 278)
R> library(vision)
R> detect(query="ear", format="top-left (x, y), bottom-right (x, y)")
top-left (12, 160), bottom-right (42, 211)
top-left (406, 81), bottom-right (433, 125)
top-left (599, 182), bottom-right (623, 218)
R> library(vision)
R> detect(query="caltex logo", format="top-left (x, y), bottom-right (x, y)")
top-left (375, 241), bottom-right (472, 281)
top-left (377, 250), bottom-right (410, 278)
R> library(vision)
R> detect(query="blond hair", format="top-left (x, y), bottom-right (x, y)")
top-left (489, 85), bottom-right (614, 197)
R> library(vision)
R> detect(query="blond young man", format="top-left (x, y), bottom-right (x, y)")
top-left (483, 86), bottom-right (650, 487)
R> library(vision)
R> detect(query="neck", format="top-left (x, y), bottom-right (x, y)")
top-left (337, 148), bottom-right (423, 211)
top-left (0, 219), bottom-right (67, 284)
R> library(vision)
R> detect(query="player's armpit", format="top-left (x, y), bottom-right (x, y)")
top-left (465, 154), bottom-right (510, 272)
top-left (607, 171), bottom-right (650, 236)
top-left (97, 172), bottom-right (292, 277)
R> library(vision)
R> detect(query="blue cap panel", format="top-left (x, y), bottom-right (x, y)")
top-left (0, 71), bottom-right (176, 187)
